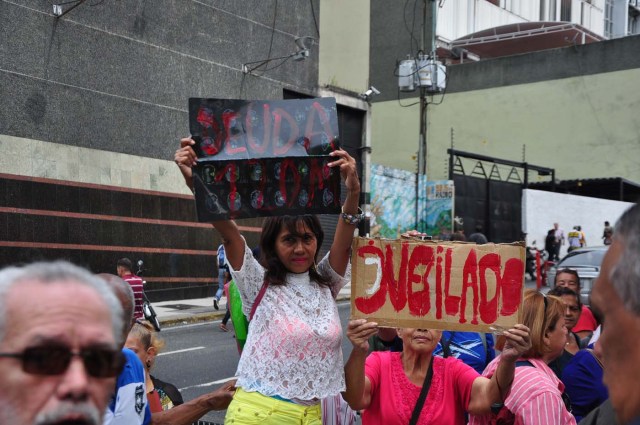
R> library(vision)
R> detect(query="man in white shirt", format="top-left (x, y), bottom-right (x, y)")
top-left (553, 222), bottom-right (565, 259)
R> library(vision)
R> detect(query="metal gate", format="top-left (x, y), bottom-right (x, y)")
top-left (448, 149), bottom-right (555, 243)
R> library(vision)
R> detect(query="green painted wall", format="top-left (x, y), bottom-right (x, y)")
top-left (370, 101), bottom-right (420, 171)
top-left (319, 0), bottom-right (370, 92)
top-left (371, 68), bottom-right (640, 182)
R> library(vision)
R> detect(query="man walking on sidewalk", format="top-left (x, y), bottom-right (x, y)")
top-left (553, 222), bottom-right (565, 260)
top-left (117, 258), bottom-right (144, 320)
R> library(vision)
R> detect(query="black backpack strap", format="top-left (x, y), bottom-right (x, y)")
top-left (442, 332), bottom-right (456, 358)
top-left (408, 358), bottom-right (434, 425)
top-left (490, 360), bottom-right (535, 415)
top-left (515, 360), bottom-right (534, 368)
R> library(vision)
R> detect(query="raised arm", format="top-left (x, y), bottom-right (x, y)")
top-left (343, 319), bottom-right (378, 411)
top-left (174, 137), bottom-right (244, 270)
top-left (328, 149), bottom-right (361, 276)
top-left (467, 324), bottom-right (531, 415)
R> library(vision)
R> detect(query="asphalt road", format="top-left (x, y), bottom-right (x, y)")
top-left (152, 300), bottom-right (354, 424)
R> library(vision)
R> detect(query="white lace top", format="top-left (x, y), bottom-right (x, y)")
top-left (228, 242), bottom-right (349, 401)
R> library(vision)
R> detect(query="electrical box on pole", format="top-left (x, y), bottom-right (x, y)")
top-left (417, 55), bottom-right (446, 93)
top-left (399, 59), bottom-right (417, 92)
top-left (397, 57), bottom-right (446, 93)
top-left (394, 0), bottom-right (447, 231)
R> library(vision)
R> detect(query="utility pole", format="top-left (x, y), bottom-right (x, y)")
top-left (415, 0), bottom-right (437, 231)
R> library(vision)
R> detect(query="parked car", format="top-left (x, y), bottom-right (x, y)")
top-left (546, 246), bottom-right (609, 306)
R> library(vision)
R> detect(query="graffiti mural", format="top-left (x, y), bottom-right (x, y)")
top-left (370, 164), bottom-right (453, 239)
top-left (425, 180), bottom-right (454, 239)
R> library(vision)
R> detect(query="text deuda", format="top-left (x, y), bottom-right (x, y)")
top-left (354, 240), bottom-right (524, 325)
top-left (195, 101), bottom-right (336, 158)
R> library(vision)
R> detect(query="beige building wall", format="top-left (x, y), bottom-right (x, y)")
top-left (319, 0), bottom-right (370, 92)
top-left (370, 101), bottom-right (420, 170)
top-left (370, 68), bottom-right (640, 182)
top-left (0, 135), bottom-right (191, 196)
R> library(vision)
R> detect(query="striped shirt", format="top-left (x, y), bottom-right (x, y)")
top-left (469, 356), bottom-right (576, 425)
top-left (122, 273), bottom-right (144, 320)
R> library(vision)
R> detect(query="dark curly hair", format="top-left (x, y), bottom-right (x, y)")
top-left (259, 215), bottom-right (331, 287)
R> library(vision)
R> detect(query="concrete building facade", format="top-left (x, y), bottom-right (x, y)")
top-left (0, 0), bottom-right (370, 300)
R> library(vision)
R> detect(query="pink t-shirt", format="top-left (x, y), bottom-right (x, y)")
top-left (362, 352), bottom-right (478, 425)
top-left (572, 306), bottom-right (598, 333)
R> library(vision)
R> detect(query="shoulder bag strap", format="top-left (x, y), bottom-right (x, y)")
top-left (586, 348), bottom-right (604, 369)
top-left (249, 279), bottom-right (269, 321)
top-left (442, 332), bottom-right (455, 358)
top-left (408, 358), bottom-right (434, 425)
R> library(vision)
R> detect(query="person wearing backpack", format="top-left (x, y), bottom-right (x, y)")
top-left (469, 290), bottom-right (576, 425)
top-left (433, 332), bottom-right (495, 374)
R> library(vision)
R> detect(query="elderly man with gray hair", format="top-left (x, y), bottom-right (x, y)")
top-left (587, 203), bottom-right (640, 425)
top-left (0, 261), bottom-right (124, 425)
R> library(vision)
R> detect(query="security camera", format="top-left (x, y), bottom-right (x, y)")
top-left (295, 37), bottom-right (309, 50)
top-left (360, 86), bottom-right (381, 102)
top-left (293, 49), bottom-right (309, 62)
top-left (364, 86), bottom-right (380, 97)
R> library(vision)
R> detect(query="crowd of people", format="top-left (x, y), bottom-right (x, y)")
top-left (0, 136), bottom-right (637, 425)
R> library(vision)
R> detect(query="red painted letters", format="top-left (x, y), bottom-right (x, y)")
top-left (354, 242), bottom-right (524, 325)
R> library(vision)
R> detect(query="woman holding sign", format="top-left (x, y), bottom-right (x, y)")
top-left (343, 318), bottom-right (531, 425)
top-left (176, 137), bottom-right (360, 425)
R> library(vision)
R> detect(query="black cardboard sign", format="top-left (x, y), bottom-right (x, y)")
top-left (188, 98), bottom-right (342, 221)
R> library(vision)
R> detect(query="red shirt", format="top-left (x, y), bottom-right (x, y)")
top-left (573, 306), bottom-right (598, 334)
top-left (363, 352), bottom-right (477, 425)
top-left (122, 273), bottom-right (144, 320)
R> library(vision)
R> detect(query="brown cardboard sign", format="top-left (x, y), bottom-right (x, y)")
top-left (350, 238), bottom-right (526, 331)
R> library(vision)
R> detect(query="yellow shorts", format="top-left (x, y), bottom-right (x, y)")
top-left (224, 388), bottom-right (321, 425)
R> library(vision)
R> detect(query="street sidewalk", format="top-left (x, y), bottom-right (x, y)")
top-left (155, 283), bottom-right (352, 327)
top-left (154, 278), bottom-right (543, 327)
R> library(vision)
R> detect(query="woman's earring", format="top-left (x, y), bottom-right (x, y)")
top-left (146, 359), bottom-right (152, 369)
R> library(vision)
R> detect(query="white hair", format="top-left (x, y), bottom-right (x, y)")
top-left (611, 203), bottom-right (640, 315)
top-left (0, 261), bottom-right (124, 344)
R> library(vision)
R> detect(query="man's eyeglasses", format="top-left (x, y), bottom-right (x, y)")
top-left (0, 346), bottom-right (124, 378)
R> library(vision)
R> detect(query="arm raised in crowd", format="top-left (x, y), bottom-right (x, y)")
top-left (467, 324), bottom-right (531, 414)
top-left (174, 137), bottom-right (244, 270)
top-left (327, 148), bottom-right (361, 276)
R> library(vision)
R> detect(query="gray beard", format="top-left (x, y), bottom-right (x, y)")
top-left (33, 402), bottom-right (101, 425)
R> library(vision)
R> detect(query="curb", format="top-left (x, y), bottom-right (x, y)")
top-left (159, 312), bottom-right (225, 327)
top-left (158, 295), bottom-right (351, 328)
